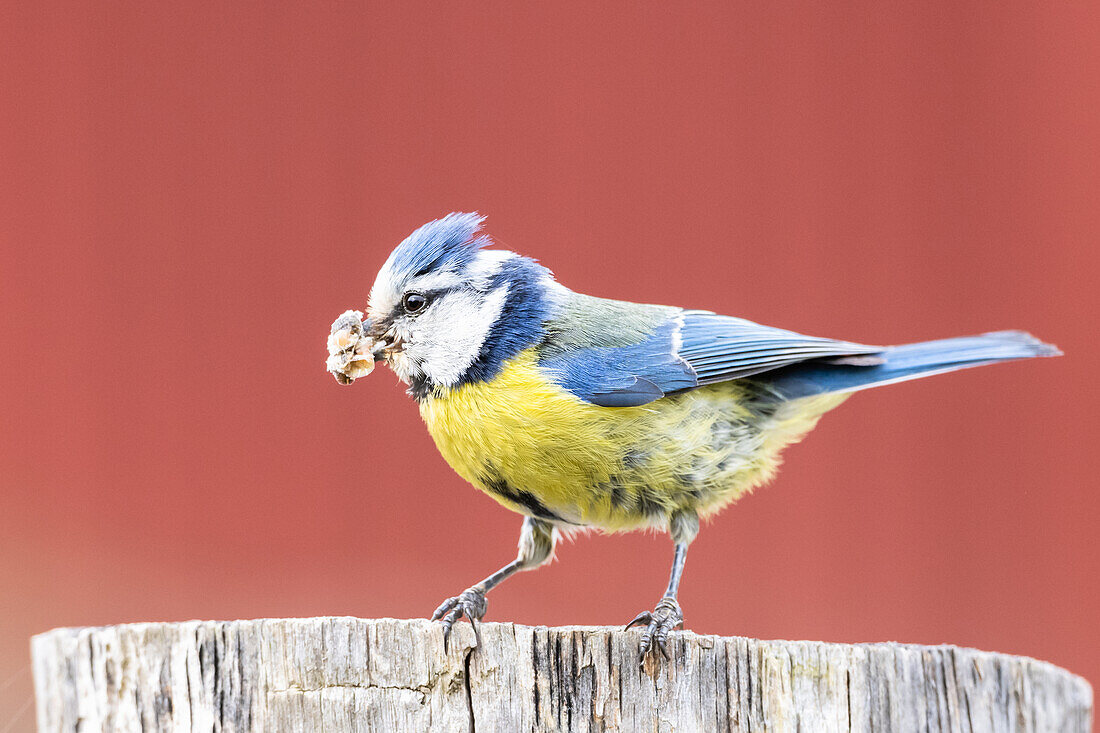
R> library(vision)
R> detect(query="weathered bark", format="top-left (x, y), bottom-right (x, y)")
top-left (32, 617), bottom-right (1091, 732)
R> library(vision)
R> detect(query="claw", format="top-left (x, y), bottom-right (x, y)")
top-left (430, 587), bottom-right (488, 651)
top-left (626, 597), bottom-right (683, 663)
top-left (655, 625), bottom-right (672, 659)
top-left (468, 615), bottom-right (482, 647)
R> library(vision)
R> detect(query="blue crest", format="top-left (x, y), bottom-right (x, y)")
top-left (383, 212), bottom-right (490, 283)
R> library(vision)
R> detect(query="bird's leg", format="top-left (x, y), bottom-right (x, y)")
top-left (626, 544), bottom-right (688, 658)
top-left (626, 510), bottom-right (699, 660)
top-left (432, 516), bottom-right (555, 648)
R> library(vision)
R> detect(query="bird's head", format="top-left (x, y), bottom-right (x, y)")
top-left (367, 213), bottom-right (556, 398)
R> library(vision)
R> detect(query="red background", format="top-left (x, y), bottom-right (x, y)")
top-left (2, 2), bottom-right (1097, 727)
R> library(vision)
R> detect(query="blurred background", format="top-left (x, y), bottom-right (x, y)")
top-left (2, 2), bottom-right (1098, 728)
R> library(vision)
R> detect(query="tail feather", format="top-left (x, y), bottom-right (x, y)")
top-left (764, 330), bottom-right (1060, 399)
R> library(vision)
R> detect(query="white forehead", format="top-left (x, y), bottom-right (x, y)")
top-left (368, 248), bottom-right (516, 318)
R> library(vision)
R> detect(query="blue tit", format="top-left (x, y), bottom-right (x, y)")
top-left (360, 212), bottom-right (1059, 658)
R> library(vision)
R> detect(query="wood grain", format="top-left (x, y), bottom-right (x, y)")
top-left (32, 617), bottom-right (1092, 731)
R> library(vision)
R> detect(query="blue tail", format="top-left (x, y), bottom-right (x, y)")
top-left (765, 331), bottom-right (1060, 399)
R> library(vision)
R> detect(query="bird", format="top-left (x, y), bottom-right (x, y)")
top-left (359, 212), bottom-right (1059, 659)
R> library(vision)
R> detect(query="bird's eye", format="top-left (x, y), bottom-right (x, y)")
top-left (402, 291), bottom-right (429, 314)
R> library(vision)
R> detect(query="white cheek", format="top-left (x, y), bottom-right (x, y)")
top-left (406, 287), bottom-right (508, 388)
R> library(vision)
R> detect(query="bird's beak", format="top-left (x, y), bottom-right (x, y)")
top-left (369, 323), bottom-right (404, 361)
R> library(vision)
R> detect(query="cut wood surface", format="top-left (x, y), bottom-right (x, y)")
top-left (32, 617), bottom-right (1092, 732)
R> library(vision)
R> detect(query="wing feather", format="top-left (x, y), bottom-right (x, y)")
top-left (537, 297), bottom-right (883, 407)
top-left (677, 311), bottom-right (882, 384)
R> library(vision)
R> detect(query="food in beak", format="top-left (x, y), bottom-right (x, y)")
top-left (326, 310), bottom-right (376, 384)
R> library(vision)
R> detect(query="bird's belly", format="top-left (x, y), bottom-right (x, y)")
top-left (419, 349), bottom-right (846, 530)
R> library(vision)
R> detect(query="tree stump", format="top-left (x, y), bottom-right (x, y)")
top-left (32, 617), bottom-right (1091, 732)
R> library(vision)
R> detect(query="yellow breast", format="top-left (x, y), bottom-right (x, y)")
top-left (419, 348), bottom-right (847, 530)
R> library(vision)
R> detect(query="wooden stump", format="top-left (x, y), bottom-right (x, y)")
top-left (32, 617), bottom-right (1091, 732)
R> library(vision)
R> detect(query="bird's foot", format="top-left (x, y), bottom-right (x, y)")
top-left (431, 587), bottom-right (488, 649)
top-left (625, 596), bottom-right (683, 661)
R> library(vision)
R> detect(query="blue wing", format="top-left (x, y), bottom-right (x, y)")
top-left (676, 311), bottom-right (883, 384)
top-left (537, 298), bottom-right (884, 407)
top-left (538, 317), bottom-right (697, 407)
